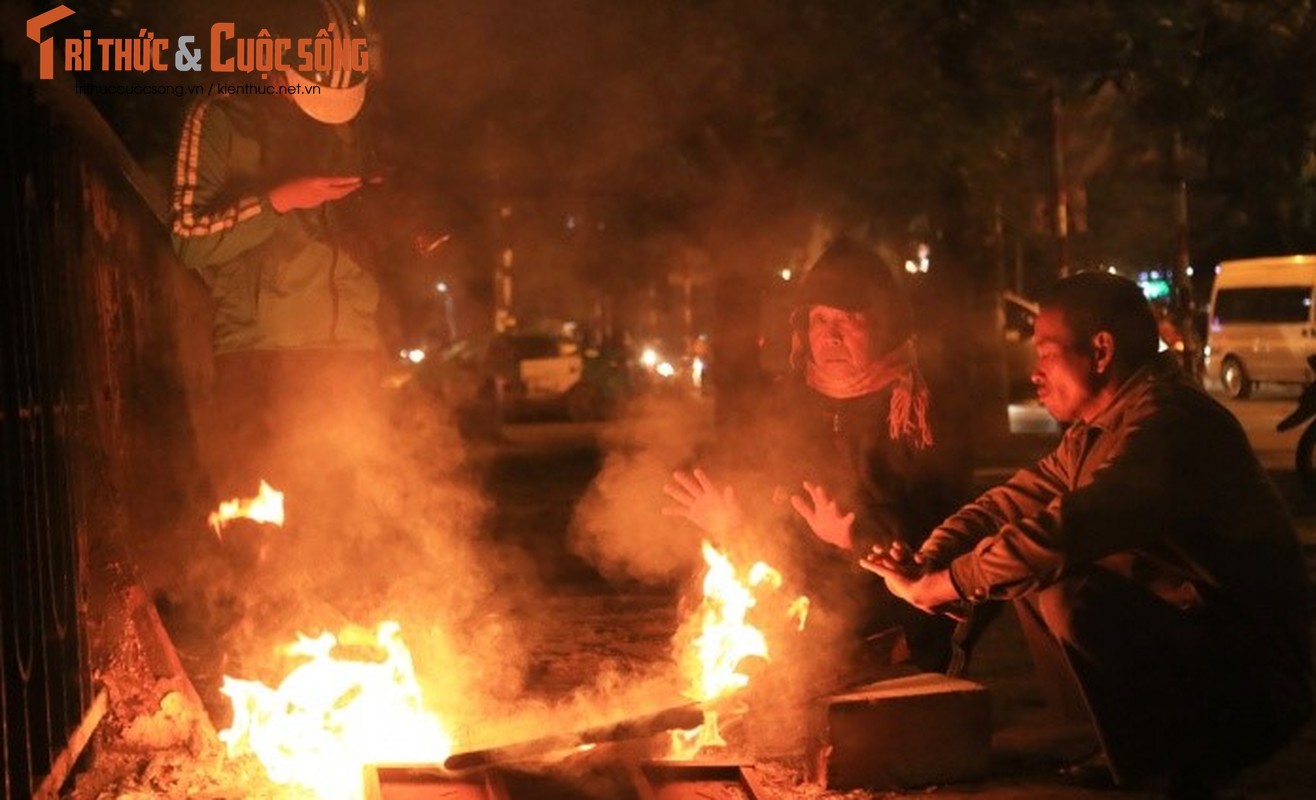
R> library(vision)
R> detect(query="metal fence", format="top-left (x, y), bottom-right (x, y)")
top-left (1, 39), bottom-right (211, 795)
top-left (1, 57), bottom-right (97, 800)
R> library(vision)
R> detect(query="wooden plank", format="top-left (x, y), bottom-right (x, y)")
top-left (34, 688), bottom-right (108, 800)
top-left (444, 703), bottom-right (702, 771)
top-left (633, 761), bottom-right (768, 800)
top-left (363, 765), bottom-right (511, 800)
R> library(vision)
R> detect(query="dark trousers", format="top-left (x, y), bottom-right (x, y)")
top-left (1015, 565), bottom-right (1312, 786)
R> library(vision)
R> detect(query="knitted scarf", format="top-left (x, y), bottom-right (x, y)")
top-left (800, 337), bottom-right (935, 449)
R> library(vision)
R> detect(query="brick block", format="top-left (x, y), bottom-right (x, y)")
top-left (819, 672), bottom-right (991, 790)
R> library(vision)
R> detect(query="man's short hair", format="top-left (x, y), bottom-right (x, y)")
top-left (1039, 271), bottom-right (1160, 374)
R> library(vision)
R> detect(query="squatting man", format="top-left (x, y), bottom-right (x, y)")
top-left (862, 272), bottom-right (1313, 796)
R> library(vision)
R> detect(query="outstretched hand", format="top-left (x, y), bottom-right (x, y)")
top-left (269, 176), bottom-right (364, 213)
top-left (859, 540), bottom-right (923, 583)
top-left (662, 468), bottom-right (744, 537)
top-left (789, 480), bottom-right (856, 551)
top-left (860, 543), bottom-right (964, 619)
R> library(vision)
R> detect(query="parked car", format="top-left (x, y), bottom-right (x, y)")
top-left (484, 332), bottom-right (633, 421)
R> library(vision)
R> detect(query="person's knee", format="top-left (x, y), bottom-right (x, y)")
top-left (1033, 568), bottom-right (1164, 646)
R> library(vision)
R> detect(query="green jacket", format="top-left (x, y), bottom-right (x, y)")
top-left (170, 94), bottom-right (379, 353)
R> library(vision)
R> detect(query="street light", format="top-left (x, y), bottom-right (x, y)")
top-left (905, 243), bottom-right (931, 274)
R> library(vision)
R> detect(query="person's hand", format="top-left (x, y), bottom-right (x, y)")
top-left (860, 544), bottom-right (963, 618)
top-left (789, 480), bottom-right (856, 551)
top-left (662, 468), bottom-right (744, 537)
top-left (268, 176), bottom-right (363, 213)
top-left (865, 540), bottom-right (921, 576)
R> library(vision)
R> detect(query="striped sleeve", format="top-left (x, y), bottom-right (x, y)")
top-left (170, 99), bottom-right (281, 270)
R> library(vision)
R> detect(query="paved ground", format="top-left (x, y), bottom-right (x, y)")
top-left (75, 390), bottom-right (1316, 799)
top-left (478, 392), bottom-right (1316, 800)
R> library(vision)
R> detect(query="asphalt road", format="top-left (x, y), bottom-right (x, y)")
top-left (1218, 390), bottom-right (1307, 470)
top-left (479, 391), bottom-right (1316, 799)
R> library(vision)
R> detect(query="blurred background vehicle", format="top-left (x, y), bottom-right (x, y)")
top-left (1205, 256), bottom-right (1316, 399)
top-left (1001, 291), bottom-right (1039, 400)
top-left (484, 332), bottom-right (634, 421)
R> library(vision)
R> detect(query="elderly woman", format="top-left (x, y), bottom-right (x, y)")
top-left (665, 237), bottom-right (966, 676)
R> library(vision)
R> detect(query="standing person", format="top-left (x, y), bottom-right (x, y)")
top-left (862, 272), bottom-right (1313, 796)
top-left (665, 237), bottom-right (968, 677)
top-left (171, 0), bottom-right (381, 511)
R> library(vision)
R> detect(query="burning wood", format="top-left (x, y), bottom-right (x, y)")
top-left (669, 541), bottom-right (808, 759)
top-left (443, 703), bottom-right (706, 771)
top-left (442, 541), bottom-right (808, 771)
top-left (220, 621), bottom-right (453, 800)
top-left (207, 479), bottom-right (285, 537)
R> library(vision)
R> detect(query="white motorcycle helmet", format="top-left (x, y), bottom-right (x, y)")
top-left (276, 0), bottom-right (370, 124)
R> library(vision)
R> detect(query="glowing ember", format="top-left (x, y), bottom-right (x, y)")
top-left (208, 480), bottom-right (285, 537)
top-left (220, 621), bottom-right (453, 800)
top-left (670, 541), bottom-right (807, 758)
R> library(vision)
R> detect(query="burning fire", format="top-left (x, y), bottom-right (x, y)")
top-left (670, 541), bottom-right (807, 757)
top-left (208, 480), bottom-right (285, 537)
top-left (220, 621), bottom-right (453, 800)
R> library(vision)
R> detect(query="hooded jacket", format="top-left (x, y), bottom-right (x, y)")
top-left (171, 94), bottom-right (379, 354)
top-left (774, 237), bottom-right (955, 551)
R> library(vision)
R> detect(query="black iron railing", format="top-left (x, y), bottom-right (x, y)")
top-left (1, 19), bottom-right (212, 790)
top-left (1, 58), bottom-right (95, 800)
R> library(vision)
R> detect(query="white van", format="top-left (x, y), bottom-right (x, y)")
top-left (1206, 255), bottom-right (1316, 398)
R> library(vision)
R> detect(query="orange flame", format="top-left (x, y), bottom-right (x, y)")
top-left (220, 621), bottom-right (453, 800)
top-left (208, 480), bottom-right (285, 538)
top-left (787, 596), bottom-right (811, 631)
top-left (670, 541), bottom-right (807, 758)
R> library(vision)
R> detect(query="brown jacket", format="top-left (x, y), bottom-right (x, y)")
top-left (921, 355), bottom-right (1311, 676)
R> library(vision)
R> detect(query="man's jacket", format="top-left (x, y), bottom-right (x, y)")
top-left (920, 355), bottom-right (1311, 678)
top-left (170, 94), bottom-right (379, 353)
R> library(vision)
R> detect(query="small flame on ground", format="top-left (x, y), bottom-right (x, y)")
top-left (747, 562), bottom-right (781, 589)
top-left (669, 541), bottom-right (807, 759)
top-left (208, 480), bottom-right (285, 537)
top-left (787, 596), bottom-right (810, 631)
top-left (220, 621), bottom-right (453, 800)
top-left (670, 709), bottom-right (727, 755)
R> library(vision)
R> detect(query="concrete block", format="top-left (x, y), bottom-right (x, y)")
top-left (819, 672), bottom-right (991, 790)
